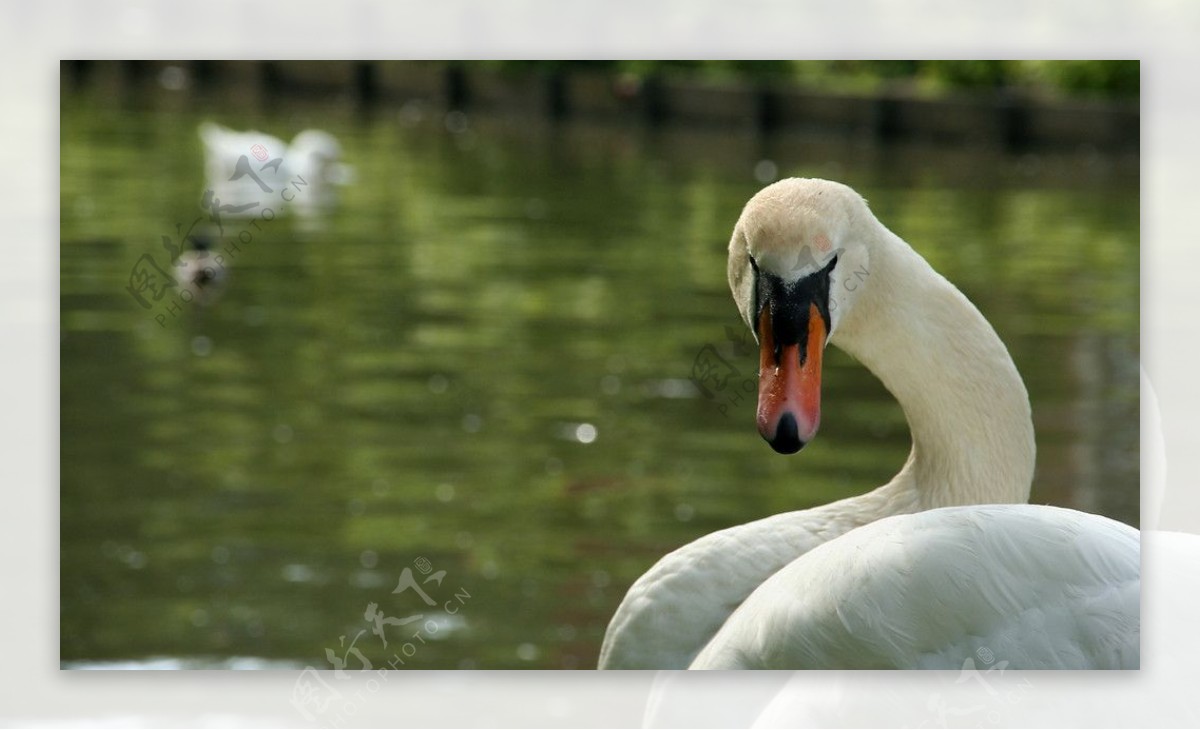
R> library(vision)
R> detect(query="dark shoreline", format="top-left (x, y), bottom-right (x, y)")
top-left (63, 60), bottom-right (1139, 154)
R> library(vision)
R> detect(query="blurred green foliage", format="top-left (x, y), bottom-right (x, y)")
top-left (483, 60), bottom-right (1138, 99)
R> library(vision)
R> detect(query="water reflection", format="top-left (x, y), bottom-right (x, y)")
top-left (60, 92), bottom-right (1138, 669)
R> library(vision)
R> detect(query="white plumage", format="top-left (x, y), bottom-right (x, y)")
top-left (198, 122), bottom-right (353, 219)
top-left (691, 505), bottom-right (1139, 669)
top-left (599, 178), bottom-right (1139, 671)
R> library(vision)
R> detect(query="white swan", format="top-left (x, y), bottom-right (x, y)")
top-left (198, 122), bottom-right (354, 219)
top-left (598, 178), bottom-right (1139, 670)
top-left (645, 371), bottom-right (1169, 727)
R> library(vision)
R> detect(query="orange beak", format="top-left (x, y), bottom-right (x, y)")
top-left (756, 303), bottom-right (825, 453)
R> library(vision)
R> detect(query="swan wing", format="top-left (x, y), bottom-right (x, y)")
top-left (691, 504), bottom-right (1139, 669)
top-left (199, 122), bottom-right (287, 158)
top-left (599, 510), bottom-right (830, 669)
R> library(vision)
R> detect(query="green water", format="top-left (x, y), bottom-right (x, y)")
top-left (60, 91), bottom-right (1139, 670)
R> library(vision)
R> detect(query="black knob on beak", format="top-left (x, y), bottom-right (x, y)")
top-left (767, 412), bottom-right (805, 454)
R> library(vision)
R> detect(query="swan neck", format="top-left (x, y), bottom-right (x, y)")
top-left (834, 224), bottom-right (1035, 508)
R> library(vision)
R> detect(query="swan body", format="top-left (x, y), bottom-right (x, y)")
top-left (690, 504), bottom-right (1139, 669)
top-left (198, 122), bottom-right (353, 218)
top-left (598, 178), bottom-right (1139, 670)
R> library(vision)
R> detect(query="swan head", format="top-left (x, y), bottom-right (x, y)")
top-left (291, 129), bottom-right (343, 161)
top-left (728, 178), bottom-right (873, 454)
top-left (290, 130), bottom-right (355, 185)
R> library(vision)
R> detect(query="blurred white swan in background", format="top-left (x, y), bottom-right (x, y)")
top-left (599, 178), bottom-right (1139, 671)
top-left (198, 122), bottom-right (354, 220)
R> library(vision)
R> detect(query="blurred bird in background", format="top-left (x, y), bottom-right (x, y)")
top-left (198, 122), bottom-right (355, 222)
